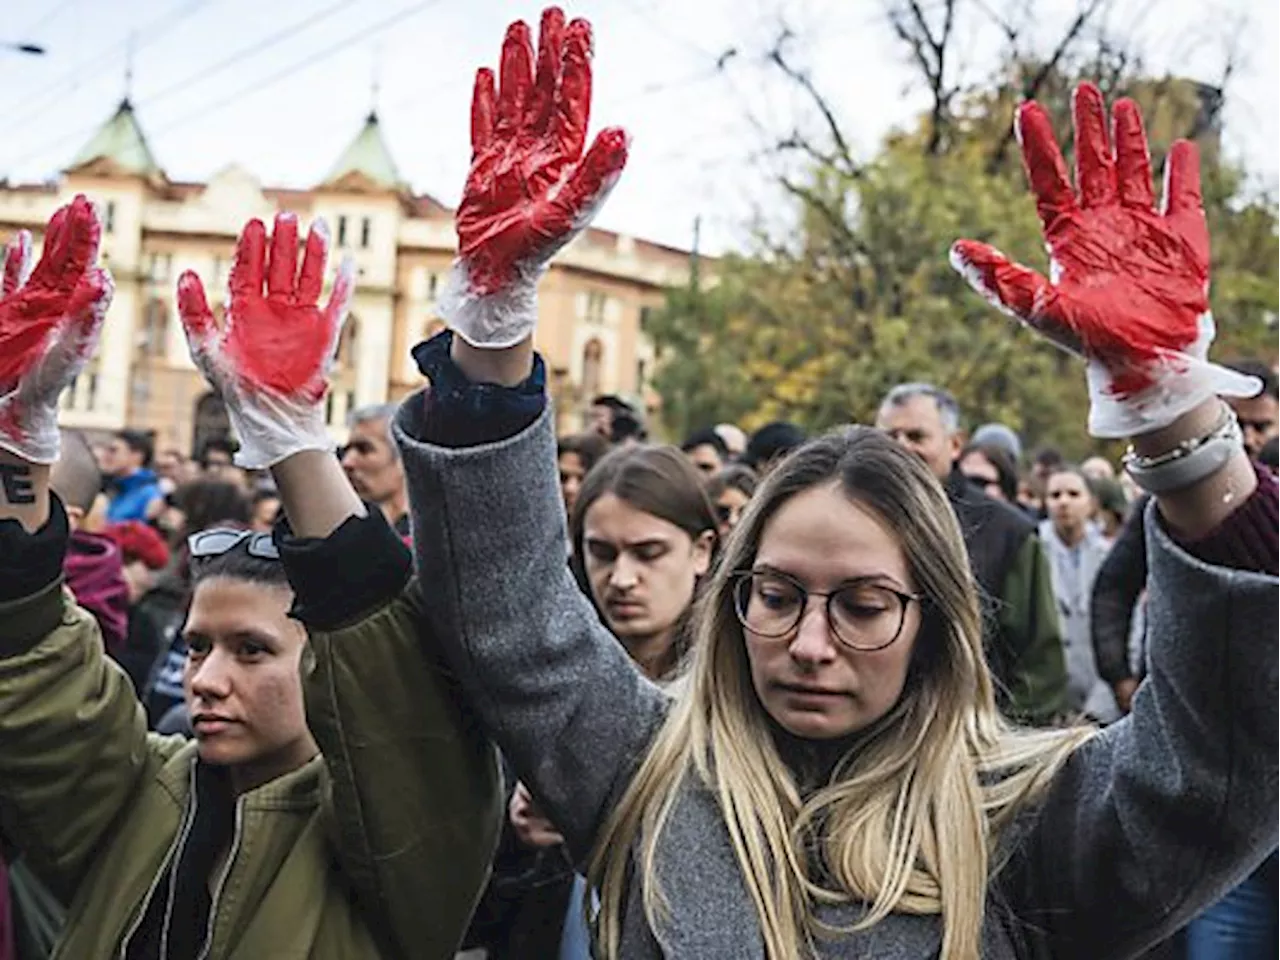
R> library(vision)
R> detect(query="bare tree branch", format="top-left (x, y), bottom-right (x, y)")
top-left (775, 175), bottom-right (874, 296)
top-left (885, 0), bottom-right (959, 154)
top-left (765, 32), bottom-right (861, 178)
top-left (986, 0), bottom-right (1110, 173)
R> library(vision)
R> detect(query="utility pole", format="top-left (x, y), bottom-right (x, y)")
top-left (689, 215), bottom-right (701, 293)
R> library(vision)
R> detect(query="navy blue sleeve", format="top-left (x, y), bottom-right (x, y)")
top-left (411, 329), bottom-right (547, 448)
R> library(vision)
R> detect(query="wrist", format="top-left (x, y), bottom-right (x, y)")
top-left (449, 334), bottom-right (535, 388)
top-left (1130, 398), bottom-right (1223, 457)
top-left (439, 258), bottom-right (543, 357)
top-left (0, 449), bottom-right (51, 533)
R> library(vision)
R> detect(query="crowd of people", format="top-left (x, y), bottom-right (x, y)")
top-left (0, 7), bottom-right (1276, 960)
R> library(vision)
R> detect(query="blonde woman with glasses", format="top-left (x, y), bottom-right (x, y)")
top-left (396, 8), bottom-right (1275, 959)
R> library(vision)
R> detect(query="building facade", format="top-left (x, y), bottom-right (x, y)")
top-left (0, 100), bottom-right (693, 455)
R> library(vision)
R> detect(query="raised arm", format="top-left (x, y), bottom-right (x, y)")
top-left (176, 213), bottom-right (362, 536)
top-left (177, 214), bottom-right (502, 957)
top-left (0, 198), bottom-right (171, 902)
top-left (394, 8), bottom-right (659, 861)
top-left (953, 84), bottom-right (1278, 958)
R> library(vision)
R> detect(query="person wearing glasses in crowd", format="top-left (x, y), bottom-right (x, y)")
top-left (958, 441), bottom-right (1019, 504)
top-left (391, 12), bottom-right (1275, 959)
top-left (0, 199), bottom-right (498, 958)
top-left (704, 463), bottom-right (759, 539)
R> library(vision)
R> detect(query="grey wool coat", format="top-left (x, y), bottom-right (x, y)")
top-left (395, 401), bottom-right (1278, 960)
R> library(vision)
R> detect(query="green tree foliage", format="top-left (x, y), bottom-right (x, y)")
top-left (647, 63), bottom-right (1278, 458)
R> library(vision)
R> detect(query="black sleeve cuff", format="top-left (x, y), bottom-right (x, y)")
top-left (274, 507), bottom-right (412, 631)
top-left (411, 328), bottom-right (548, 448)
top-left (0, 493), bottom-right (70, 603)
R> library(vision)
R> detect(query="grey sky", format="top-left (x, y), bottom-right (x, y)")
top-left (1, 0), bottom-right (1274, 253)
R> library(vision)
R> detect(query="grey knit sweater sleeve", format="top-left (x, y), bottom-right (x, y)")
top-left (394, 399), bottom-right (668, 863)
top-left (998, 501), bottom-right (1279, 959)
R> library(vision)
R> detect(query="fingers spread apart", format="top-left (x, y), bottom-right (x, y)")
top-left (475, 8), bottom-right (595, 163)
top-left (1111, 98), bottom-right (1154, 210)
top-left (1072, 83), bottom-right (1117, 209)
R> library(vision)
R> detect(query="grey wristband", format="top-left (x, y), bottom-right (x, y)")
top-left (1123, 406), bottom-right (1244, 494)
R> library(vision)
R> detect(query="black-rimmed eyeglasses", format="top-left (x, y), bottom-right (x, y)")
top-left (731, 569), bottom-right (921, 652)
top-left (187, 527), bottom-right (280, 561)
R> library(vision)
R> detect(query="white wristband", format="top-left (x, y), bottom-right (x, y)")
top-left (1122, 405), bottom-right (1244, 493)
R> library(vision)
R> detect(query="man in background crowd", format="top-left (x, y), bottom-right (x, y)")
top-left (681, 427), bottom-right (730, 477)
top-left (877, 383), bottom-right (1068, 725)
top-left (1226, 359), bottom-right (1279, 460)
top-left (198, 437), bottom-right (251, 491)
top-left (342, 403), bottom-right (411, 538)
top-left (588, 393), bottom-right (647, 445)
top-left (742, 421), bottom-right (806, 476)
top-left (100, 429), bottom-right (162, 523)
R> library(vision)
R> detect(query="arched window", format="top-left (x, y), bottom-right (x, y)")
top-left (336, 314), bottom-right (360, 368)
top-left (140, 297), bottom-right (168, 357)
top-left (581, 337), bottom-right (603, 401)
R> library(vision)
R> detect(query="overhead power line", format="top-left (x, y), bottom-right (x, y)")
top-left (0, 0), bottom-right (210, 130)
top-left (7, 0), bottom-right (440, 176)
top-left (140, 0), bottom-right (352, 110)
top-left (149, 0), bottom-right (441, 137)
top-left (15, 0), bottom-right (88, 43)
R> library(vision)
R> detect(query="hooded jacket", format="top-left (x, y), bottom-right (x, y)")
top-left (63, 529), bottom-right (129, 653)
top-left (0, 498), bottom-right (501, 960)
top-left (106, 469), bottom-right (161, 523)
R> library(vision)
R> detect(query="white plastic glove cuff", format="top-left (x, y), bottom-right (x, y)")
top-left (0, 403), bottom-right (61, 464)
top-left (221, 392), bottom-right (334, 471)
top-left (1085, 312), bottom-right (1262, 439)
top-left (438, 258), bottom-right (546, 350)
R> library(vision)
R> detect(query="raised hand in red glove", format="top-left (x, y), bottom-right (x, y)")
top-left (950, 83), bottom-right (1259, 438)
top-left (0, 195), bottom-right (113, 463)
top-left (442, 6), bottom-right (629, 348)
top-left (177, 213), bottom-right (354, 469)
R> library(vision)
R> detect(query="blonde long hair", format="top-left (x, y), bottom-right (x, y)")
top-left (586, 427), bottom-right (1094, 959)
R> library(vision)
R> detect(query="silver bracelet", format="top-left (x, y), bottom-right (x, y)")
top-left (1122, 404), bottom-right (1243, 494)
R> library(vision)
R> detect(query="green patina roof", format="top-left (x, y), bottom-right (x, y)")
top-left (69, 98), bottom-right (161, 177)
top-left (323, 111), bottom-right (402, 190)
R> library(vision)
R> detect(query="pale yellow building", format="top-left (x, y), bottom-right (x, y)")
top-left (0, 99), bottom-right (694, 456)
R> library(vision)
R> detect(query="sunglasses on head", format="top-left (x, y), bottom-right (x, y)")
top-left (187, 527), bottom-right (280, 561)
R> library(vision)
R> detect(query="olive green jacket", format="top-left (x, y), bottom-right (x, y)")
top-left (0, 578), bottom-right (501, 959)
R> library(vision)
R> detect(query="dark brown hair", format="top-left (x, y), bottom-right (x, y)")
top-left (569, 445), bottom-right (721, 670)
top-left (557, 431), bottom-right (610, 474)
top-left (570, 446), bottom-right (720, 561)
top-left (704, 464), bottom-right (759, 502)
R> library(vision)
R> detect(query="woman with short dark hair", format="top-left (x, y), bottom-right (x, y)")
top-left (0, 202), bottom-right (499, 958)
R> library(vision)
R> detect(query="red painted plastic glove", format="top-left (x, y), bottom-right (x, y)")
top-left (176, 213), bottom-right (354, 469)
top-left (0, 195), bottom-right (114, 463)
top-left (950, 83), bottom-right (1259, 438)
top-left (441, 6), bottom-right (629, 349)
